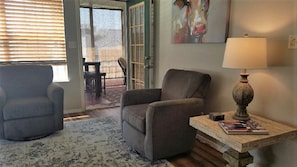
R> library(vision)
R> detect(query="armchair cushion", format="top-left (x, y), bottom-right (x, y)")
top-left (161, 69), bottom-right (211, 100)
top-left (0, 65), bottom-right (52, 99)
top-left (121, 88), bottom-right (161, 107)
top-left (122, 103), bottom-right (148, 133)
top-left (3, 97), bottom-right (53, 120)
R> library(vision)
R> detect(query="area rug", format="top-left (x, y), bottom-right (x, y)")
top-left (0, 117), bottom-right (173, 167)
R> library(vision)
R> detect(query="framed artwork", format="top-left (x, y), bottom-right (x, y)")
top-left (288, 35), bottom-right (297, 49)
top-left (172, 0), bottom-right (230, 43)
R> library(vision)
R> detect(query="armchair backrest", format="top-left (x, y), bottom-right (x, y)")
top-left (118, 57), bottom-right (127, 75)
top-left (0, 65), bottom-right (53, 99)
top-left (161, 69), bottom-right (211, 100)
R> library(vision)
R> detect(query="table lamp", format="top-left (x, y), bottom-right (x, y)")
top-left (222, 35), bottom-right (267, 121)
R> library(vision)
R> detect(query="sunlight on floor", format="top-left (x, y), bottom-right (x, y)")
top-left (64, 115), bottom-right (91, 121)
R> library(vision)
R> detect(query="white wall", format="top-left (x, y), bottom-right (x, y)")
top-left (155, 0), bottom-right (297, 167)
top-left (60, 0), bottom-right (85, 114)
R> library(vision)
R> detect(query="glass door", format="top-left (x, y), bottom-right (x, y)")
top-left (80, 8), bottom-right (124, 79)
top-left (127, 0), bottom-right (153, 89)
top-left (80, 5), bottom-right (126, 108)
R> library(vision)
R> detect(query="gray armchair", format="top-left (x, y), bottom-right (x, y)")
top-left (0, 65), bottom-right (64, 140)
top-left (120, 69), bottom-right (211, 161)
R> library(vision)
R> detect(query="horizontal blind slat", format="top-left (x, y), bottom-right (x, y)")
top-left (0, 0), bottom-right (66, 63)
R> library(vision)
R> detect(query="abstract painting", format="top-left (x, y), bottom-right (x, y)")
top-left (172, 0), bottom-right (230, 43)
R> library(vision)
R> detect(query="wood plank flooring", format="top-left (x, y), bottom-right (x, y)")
top-left (64, 107), bottom-right (227, 167)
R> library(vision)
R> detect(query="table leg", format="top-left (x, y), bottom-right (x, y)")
top-left (101, 73), bottom-right (106, 95)
top-left (95, 76), bottom-right (102, 97)
top-left (223, 148), bottom-right (253, 167)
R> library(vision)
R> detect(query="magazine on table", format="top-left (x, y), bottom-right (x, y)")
top-left (218, 119), bottom-right (269, 135)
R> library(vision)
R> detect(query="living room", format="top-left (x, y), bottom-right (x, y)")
top-left (60, 0), bottom-right (296, 166)
top-left (0, 0), bottom-right (295, 166)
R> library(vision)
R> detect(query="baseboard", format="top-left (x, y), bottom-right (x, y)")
top-left (64, 108), bottom-right (85, 114)
top-left (86, 103), bottom-right (120, 110)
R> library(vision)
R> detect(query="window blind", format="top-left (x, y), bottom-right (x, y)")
top-left (0, 0), bottom-right (66, 64)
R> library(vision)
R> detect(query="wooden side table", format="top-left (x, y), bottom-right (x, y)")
top-left (190, 111), bottom-right (297, 167)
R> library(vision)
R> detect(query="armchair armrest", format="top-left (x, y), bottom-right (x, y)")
top-left (47, 83), bottom-right (64, 105)
top-left (144, 98), bottom-right (205, 159)
top-left (120, 88), bottom-right (161, 107)
top-left (0, 87), bottom-right (6, 109)
top-left (47, 83), bottom-right (64, 130)
top-left (0, 87), bottom-right (6, 138)
top-left (148, 98), bottom-right (204, 117)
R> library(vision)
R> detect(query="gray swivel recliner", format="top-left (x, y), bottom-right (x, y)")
top-left (0, 65), bottom-right (64, 140)
top-left (121, 69), bottom-right (211, 161)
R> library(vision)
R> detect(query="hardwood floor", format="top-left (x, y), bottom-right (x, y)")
top-left (64, 107), bottom-right (227, 167)
top-left (64, 107), bottom-right (120, 122)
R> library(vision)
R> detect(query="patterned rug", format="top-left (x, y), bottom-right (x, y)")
top-left (0, 117), bottom-right (173, 167)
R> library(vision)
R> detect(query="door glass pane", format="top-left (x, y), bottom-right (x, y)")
top-left (80, 8), bottom-right (124, 79)
top-left (129, 2), bottom-right (145, 89)
top-left (93, 9), bottom-right (123, 78)
top-left (80, 8), bottom-right (93, 62)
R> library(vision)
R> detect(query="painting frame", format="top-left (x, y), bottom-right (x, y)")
top-left (172, 0), bottom-right (231, 44)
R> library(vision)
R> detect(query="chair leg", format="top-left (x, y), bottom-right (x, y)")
top-left (102, 75), bottom-right (106, 95)
top-left (124, 76), bottom-right (127, 85)
top-left (101, 73), bottom-right (106, 95)
top-left (95, 77), bottom-right (101, 97)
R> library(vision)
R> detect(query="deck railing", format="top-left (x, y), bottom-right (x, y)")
top-left (100, 60), bottom-right (123, 79)
top-left (82, 46), bottom-right (125, 86)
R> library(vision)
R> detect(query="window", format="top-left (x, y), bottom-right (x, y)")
top-left (0, 0), bottom-right (66, 64)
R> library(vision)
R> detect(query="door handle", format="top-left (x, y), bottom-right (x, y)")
top-left (144, 65), bottom-right (153, 69)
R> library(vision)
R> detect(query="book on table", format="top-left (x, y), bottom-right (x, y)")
top-left (218, 119), bottom-right (269, 135)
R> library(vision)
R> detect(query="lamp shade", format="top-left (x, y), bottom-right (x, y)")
top-left (223, 37), bottom-right (267, 69)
